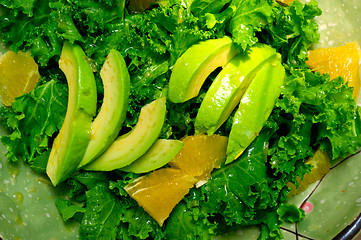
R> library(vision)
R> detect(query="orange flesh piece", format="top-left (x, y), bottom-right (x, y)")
top-left (124, 168), bottom-right (197, 226)
top-left (0, 51), bottom-right (39, 106)
top-left (124, 134), bottom-right (228, 225)
top-left (169, 134), bottom-right (228, 181)
top-left (306, 42), bottom-right (361, 100)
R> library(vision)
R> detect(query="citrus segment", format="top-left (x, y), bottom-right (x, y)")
top-left (124, 134), bottom-right (228, 225)
top-left (0, 51), bottom-right (40, 106)
top-left (277, 0), bottom-right (296, 5)
top-left (306, 42), bottom-right (361, 100)
top-left (124, 168), bottom-right (197, 226)
top-left (169, 134), bottom-right (228, 182)
top-left (288, 149), bottom-right (330, 197)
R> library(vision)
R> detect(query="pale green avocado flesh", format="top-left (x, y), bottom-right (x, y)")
top-left (85, 97), bottom-right (167, 171)
top-left (46, 42), bottom-right (97, 186)
top-left (226, 55), bottom-right (285, 164)
top-left (168, 36), bottom-right (239, 103)
top-left (78, 49), bottom-right (130, 169)
top-left (195, 44), bottom-right (278, 135)
top-left (120, 139), bottom-right (184, 173)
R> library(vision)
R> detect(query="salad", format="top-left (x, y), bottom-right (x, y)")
top-left (0, 0), bottom-right (361, 239)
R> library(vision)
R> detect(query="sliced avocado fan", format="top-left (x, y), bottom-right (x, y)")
top-left (46, 42), bottom-right (97, 186)
top-left (85, 97), bottom-right (167, 171)
top-left (121, 139), bottom-right (184, 174)
top-left (226, 55), bottom-right (285, 163)
top-left (195, 43), bottom-right (279, 136)
top-left (168, 36), bottom-right (239, 103)
top-left (78, 49), bottom-right (130, 169)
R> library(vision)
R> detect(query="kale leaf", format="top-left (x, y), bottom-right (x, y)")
top-left (228, 0), bottom-right (275, 50)
top-left (259, 0), bottom-right (322, 65)
top-left (79, 183), bottom-right (122, 239)
top-left (0, 78), bottom-right (68, 164)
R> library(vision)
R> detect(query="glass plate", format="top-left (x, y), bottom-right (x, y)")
top-left (0, 0), bottom-right (360, 239)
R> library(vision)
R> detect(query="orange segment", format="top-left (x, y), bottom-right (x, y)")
top-left (169, 134), bottom-right (228, 182)
top-left (124, 168), bottom-right (196, 226)
top-left (0, 51), bottom-right (40, 106)
top-left (288, 149), bottom-right (330, 197)
top-left (306, 42), bottom-right (361, 100)
top-left (277, 0), bottom-right (296, 5)
top-left (124, 134), bottom-right (228, 225)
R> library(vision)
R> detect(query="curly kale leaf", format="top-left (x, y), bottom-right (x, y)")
top-left (78, 183), bottom-right (123, 239)
top-left (0, 0), bottom-right (83, 66)
top-left (56, 198), bottom-right (85, 222)
top-left (190, 0), bottom-right (276, 50)
top-left (0, 0), bottom-right (125, 67)
top-left (191, 0), bottom-right (232, 16)
top-left (0, 79), bottom-right (68, 164)
top-left (0, 0), bottom-right (37, 16)
top-left (228, 0), bottom-right (275, 50)
top-left (259, 0), bottom-right (321, 65)
top-left (190, 0), bottom-right (321, 65)
top-left (278, 68), bottom-right (361, 161)
top-left (264, 66), bottom-right (361, 193)
top-left (70, 0), bottom-right (126, 34)
top-left (57, 172), bottom-right (165, 240)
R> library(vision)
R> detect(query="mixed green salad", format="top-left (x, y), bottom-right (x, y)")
top-left (0, 0), bottom-right (361, 239)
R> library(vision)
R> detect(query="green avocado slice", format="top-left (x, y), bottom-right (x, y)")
top-left (77, 49), bottom-right (130, 169)
top-left (195, 44), bottom-right (278, 135)
top-left (85, 97), bottom-right (167, 171)
top-left (120, 139), bottom-right (184, 173)
top-left (168, 36), bottom-right (239, 103)
top-left (46, 42), bottom-right (97, 186)
top-left (226, 55), bottom-right (285, 164)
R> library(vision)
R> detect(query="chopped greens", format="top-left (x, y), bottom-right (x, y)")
top-left (1, 0), bottom-right (361, 239)
top-left (0, 77), bottom-right (68, 164)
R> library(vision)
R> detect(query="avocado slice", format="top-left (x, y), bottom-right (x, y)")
top-left (46, 42), bottom-right (97, 186)
top-left (77, 49), bottom-right (130, 169)
top-left (226, 55), bottom-right (285, 163)
top-left (120, 139), bottom-right (184, 173)
top-left (168, 36), bottom-right (239, 103)
top-left (85, 97), bottom-right (167, 171)
top-left (195, 44), bottom-right (278, 135)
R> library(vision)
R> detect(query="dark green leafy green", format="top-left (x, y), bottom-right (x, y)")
top-left (56, 198), bottom-right (85, 222)
top-left (0, 0), bottom-right (37, 16)
top-left (190, 0), bottom-right (275, 50)
top-left (228, 0), bottom-right (274, 50)
top-left (268, 68), bottom-right (361, 182)
top-left (165, 201), bottom-right (216, 239)
top-left (259, 0), bottom-right (322, 65)
top-left (29, 149), bottom-right (50, 172)
top-left (0, 0), bottom-right (82, 66)
top-left (277, 203), bottom-right (305, 223)
top-left (0, 78), bottom-right (68, 163)
top-left (79, 183), bottom-right (122, 239)
top-left (191, 0), bottom-right (232, 16)
top-left (57, 172), bottom-right (165, 240)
